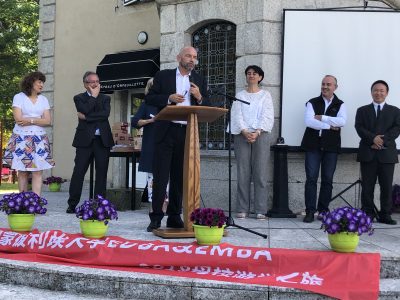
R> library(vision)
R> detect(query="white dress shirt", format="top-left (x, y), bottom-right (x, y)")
top-left (174, 68), bottom-right (191, 125)
top-left (304, 96), bottom-right (347, 136)
top-left (373, 101), bottom-right (385, 116)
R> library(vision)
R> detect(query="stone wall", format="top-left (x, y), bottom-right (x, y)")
top-left (38, 0), bottom-right (56, 179)
top-left (155, 0), bottom-right (399, 214)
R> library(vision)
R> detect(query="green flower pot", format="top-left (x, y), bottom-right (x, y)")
top-left (80, 220), bottom-right (109, 239)
top-left (48, 182), bottom-right (61, 192)
top-left (193, 224), bottom-right (225, 245)
top-left (328, 232), bottom-right (360, 253)
top-left (8, 214), bottom-right (35, 232)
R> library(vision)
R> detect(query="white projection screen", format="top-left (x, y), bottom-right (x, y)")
top-left (281, 9), bottom-right (400, 150)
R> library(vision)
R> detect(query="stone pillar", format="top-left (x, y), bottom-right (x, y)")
top-left (39, 0), bottom-right (56, 179)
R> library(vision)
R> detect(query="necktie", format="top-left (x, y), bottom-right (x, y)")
top-left (377, 105), bottom-right (381, 119)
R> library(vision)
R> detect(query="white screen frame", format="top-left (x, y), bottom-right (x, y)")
top-left (281, 9), bottom-right (400, 150)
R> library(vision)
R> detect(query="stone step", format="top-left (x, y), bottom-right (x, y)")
top-left (0, 258), bottom-right (398, 299)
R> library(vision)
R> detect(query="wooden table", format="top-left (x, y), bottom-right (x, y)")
top-left (89, 148), bottom-right (141, 210)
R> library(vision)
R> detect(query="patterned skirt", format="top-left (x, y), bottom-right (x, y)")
top-left (3, 133), bottom-right (55, 171)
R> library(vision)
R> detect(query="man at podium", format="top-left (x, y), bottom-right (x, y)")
top-left (145, 46), bottom-right (209, 232)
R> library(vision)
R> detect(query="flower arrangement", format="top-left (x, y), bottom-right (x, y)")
top-left (75, 195), bottom-right (118, 225)
top-left (190, 207), bottom-right (227, 228)
top-left (320, 206), bottom-right (374, 236)
top-left (43, 176), bottom-right (67, 185)
top-left (0, 191), bottom-right (48, 215)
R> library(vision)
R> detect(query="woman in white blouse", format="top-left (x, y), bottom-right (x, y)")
top-left (230, 65), bottom-right (274, 219)
top-left (3, 71), bottom-right (55, 195)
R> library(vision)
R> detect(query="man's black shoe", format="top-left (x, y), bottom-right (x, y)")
top-left (166, 215), bottom-right (184, 228)
top-left (146, 220), bottom-right (161, 232)
top-left (303, 212), bottom-right (314, 223)
top-left (378, 216), bottom-right (397, 225)
top-left (66, 206), bottom-right (76, 214)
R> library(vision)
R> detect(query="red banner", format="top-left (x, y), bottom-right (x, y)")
top-left (0, 228), bottom-right (379, 300)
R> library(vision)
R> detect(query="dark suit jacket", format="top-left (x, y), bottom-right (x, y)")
top-left (145, 68), bottom-right (209, 142)
top-left (355, 103), bottom-right (400, 163)
top-left (131, 102), bottom-right (158, 173)
top-left (72, 92), bottom-right (114, 148)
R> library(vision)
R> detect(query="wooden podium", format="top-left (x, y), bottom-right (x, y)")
top-left (152, 106), bottom-right (227, 238)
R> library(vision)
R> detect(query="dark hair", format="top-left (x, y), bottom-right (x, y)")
top-left (82, 71), bottom-right (98, 83)
top-left (20, 71), bottom-right (46, 96)
top-left (371, 80), bottom-right (389, 92)
top-left (245, 65), bottom-right (264, 84)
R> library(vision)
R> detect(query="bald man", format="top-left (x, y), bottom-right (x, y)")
top-left (145, 46), bottom-right (209, 232)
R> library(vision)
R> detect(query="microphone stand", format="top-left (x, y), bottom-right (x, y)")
top-left (215, 92), bottom-right (268, 239)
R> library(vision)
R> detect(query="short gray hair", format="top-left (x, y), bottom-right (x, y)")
top-left (83, 71), bottom-right (97, 83)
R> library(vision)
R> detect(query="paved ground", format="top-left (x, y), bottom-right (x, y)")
top-left (0, 188), bottom-right (399, 299)
top-left (0, 189), bottom-right (398, 256)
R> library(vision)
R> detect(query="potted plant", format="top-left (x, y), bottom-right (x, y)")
top-left (190, 207), bottom-right (227, 245)
top-left (75, 195), bottom-right (118, 239)
top-left (0, 191), bottom-right (48, 232)
top-left (320, 206), bottom-right (374, 253)
top-left (43, 176), bottom-right (67, 192)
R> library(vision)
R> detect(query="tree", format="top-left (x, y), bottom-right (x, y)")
top-left (0, 0), bottom-right (39, 131)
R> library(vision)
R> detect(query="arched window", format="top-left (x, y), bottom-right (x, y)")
top-left (192, 21), bottom-right (236, 150)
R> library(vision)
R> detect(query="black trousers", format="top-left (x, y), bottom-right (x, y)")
top-left (151, 124), bottom-right (186, 220)
top-left (360, 159), bottom-right (394, 216)
top-left (68, 136), bottom-right (110, 207)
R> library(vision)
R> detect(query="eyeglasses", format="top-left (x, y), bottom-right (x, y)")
top-left (85, 80), bottom-right (99, 84)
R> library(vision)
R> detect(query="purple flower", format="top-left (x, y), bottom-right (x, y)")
top-left (0, 192), bottom-right (48, 215)
top-left (75, 196), bottom-right (118, 224)
top-left (191, 207), bottom-right (226, 228)
top-left (320, 206), bottom-right (373, 236)
top-left (43, 176), bottom-right (67, 185)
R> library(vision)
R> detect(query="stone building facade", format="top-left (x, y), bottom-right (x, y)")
top-left (39, 0), bottom-right (400, 214)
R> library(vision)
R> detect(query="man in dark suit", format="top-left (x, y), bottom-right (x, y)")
top-left (145, 46), bottom-right (209, 232)
top-left (67, 71), bottom-right (114, 213)
top-left (301, 75), bottom-right (347, 223)
top-left (355, 80), bottom-right (400, 225)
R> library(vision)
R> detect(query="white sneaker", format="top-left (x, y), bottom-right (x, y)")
top-left (236, 212), bottom-right (247, 219)
top-left (256, 213), bottom-right (267, 220)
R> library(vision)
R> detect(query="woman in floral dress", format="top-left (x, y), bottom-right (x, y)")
top-left (3, 71), bottom-right (55, 195)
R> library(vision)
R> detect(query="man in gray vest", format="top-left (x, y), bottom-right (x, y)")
top-left (301, 75), bottom-right (347, 223)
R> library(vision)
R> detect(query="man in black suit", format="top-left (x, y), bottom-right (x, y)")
top-left (67, 71), bottom-right (114, 213)
top-left (355, 80), bottom-right (400, 225)
top-left (145, 46), bottom-right (208, 232)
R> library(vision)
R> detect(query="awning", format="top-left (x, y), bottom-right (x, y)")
top-left (96, 48), bottom-right (160, 93)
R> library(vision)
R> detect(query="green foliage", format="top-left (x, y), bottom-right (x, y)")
top-left (0, 0), bottom-right (39, 128)
top-left (0, 183), bottom-right (18, 192)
